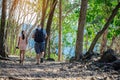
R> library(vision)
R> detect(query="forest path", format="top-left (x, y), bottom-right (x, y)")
top-left (0, 55), bottom-right (120, 80)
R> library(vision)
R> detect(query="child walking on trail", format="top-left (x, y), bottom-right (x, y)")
top-left (17, 30), bottom-right (28, 64)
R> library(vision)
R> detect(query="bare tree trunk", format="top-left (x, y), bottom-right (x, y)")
top-left (75, 0), bottom-right (88, 60)
top-left (9, 0), bottom-right (19, 18)
top-left (58, 0), bottom-right (62, 61)
top-left (45, 0), bottom-right (58, 58)
top-left (5, 0), bottom-right (19, 55)
top-left (6, 0), bottom-right (19, 33)
top-left (100, 29), bottom-right (108, 54)
top-left (0, 0), bottom-right (7, 57)
top-left (85, 33), bottom-right (88, 52)
top-left (100, 0), bottom-right (111, 54)
top-left (109, 36), bottom-right (116, 48)
top-left (9, 30), bottom-right (13, 54)
top-left (88, 2), bottom-right (120, 52)
top-left (112, 36), bottom-right (120, 53)
top-left (40, 0), bottom-right (48, 27)
top-left (48, 36), bottom-right (51, 58)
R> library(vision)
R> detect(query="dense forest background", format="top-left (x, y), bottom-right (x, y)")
top-left (0, 0), bottom-right (120, 61)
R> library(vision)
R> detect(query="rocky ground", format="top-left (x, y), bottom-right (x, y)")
top-left (0, 56), bottom-right (120, 80)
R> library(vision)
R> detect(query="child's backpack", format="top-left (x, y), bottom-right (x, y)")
top-left (34, 28), bottom-right (46, 43)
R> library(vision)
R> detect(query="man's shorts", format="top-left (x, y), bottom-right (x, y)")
top-left (34, 42), bottom-right (45, 54)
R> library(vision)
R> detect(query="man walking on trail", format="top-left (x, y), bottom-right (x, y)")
top-left (32, 23), bottom-right (47, 64)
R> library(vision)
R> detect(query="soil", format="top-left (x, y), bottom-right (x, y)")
top-left (0, 56), bottom-right (120, 80)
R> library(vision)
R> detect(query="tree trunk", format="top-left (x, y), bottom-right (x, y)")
top-left (45, 0), bottom-right (58, 58)
top-left (40, 0), bottom-right (48, 27)
top-left (58, 0), bottom-right (62, 61)
top-left (5, 0), bottom-right (19, 55)
top-left (88, 2), bottom-right (120, 52)
top-left (0, 0), bottom-right (7, 57)
top-left (100, 29), bottom-right (108, 54)
top-left (110, 36), bottom-right (116, 48)
top-left (75, 0), bottom-right (88, 60)
top-left (9, 0), bottom-right (19, 18)
top-left (48, 36), bottom-right (51, 58)
top-left (85, 33), bottom-right (88, 52)
top-left (100, 0), bottom-right (111, 54)
top-left (115, 37), bottom-right (120, 53)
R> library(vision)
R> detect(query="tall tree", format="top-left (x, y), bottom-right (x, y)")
top-left (9, 0), bottom-right (19, 18)
top-left (100, 1), bottom-right (112, 54)
top-left (100, 29), bottom-right (108, 54)
top-left (0, 0), bottom-right (7, 57)
top-left (75, 0), bottom-right (88, 60)
top-left (88, 2), bottom-right (120, 52)
top-left (45, 0), bottom-right (58, 58)
top-left (5, 0), bottom-right (19, 54)
top-left (58, 0), bottom-right (62, 61)
top-left (41, 0), bottom-right (48, 27)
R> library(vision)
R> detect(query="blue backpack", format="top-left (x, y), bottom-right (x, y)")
top-left (34, 28), bottom-right (46, 43)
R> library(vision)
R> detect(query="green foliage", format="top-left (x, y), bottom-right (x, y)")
top-left (50, 0), bottom-right (120, 56)
top-left (65, 53), bottom-right (71, 61)
top-left (115, 29), bottom-right (120, 36)
top-left (82, 0), bottom-right (119, 52)
top-left (2, 0), bottom-right (120, 59)
top-left (45, 53), bottom-right (58, 61)
top-left (25, 51), bottom-right (36, 58)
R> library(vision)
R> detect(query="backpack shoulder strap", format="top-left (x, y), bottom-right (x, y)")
top-left (41, 28), bottom-right (43, 31)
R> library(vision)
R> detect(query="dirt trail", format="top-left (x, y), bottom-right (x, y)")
top-left (0, 56), bottom-right (120, 80)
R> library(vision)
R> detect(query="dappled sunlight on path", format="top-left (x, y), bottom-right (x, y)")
top-left (0, 56), bottom-right (120, 80)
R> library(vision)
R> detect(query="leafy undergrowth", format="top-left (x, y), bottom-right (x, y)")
top-left (0, 55), bottom-right (120, 80)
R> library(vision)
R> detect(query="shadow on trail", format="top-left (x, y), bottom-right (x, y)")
top-left (0, 58), bottom-right (90, 79)
top-left (0, 56), bottom-right (120, 79)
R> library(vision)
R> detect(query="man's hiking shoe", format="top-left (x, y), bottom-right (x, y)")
top-left (19, 60), bottom-right (21, 63)
top-left (40, 58), bottom-right (43, 63)
top-left (19, 60), bottom-right (23, 65)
